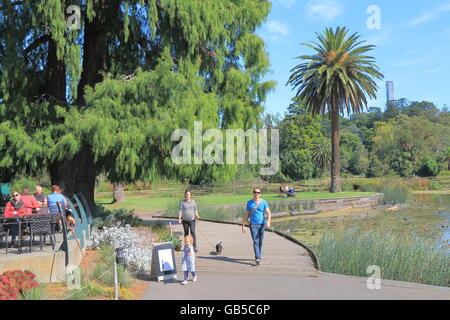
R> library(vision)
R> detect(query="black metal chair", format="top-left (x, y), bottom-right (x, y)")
top-left (0, 222), bottom-right (10, 254)
top-left (49, 214), bottom-right (61, 234)
top-left (24, 215), bottom-right (55, 253)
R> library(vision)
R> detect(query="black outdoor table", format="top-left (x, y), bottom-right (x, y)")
top-left (0, 215), bottom-right (26, 253)
top-left (0, 208), bottom-right (57, 253)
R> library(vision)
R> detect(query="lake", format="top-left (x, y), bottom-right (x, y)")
top-left (271, 192), bottom-right (450, 251)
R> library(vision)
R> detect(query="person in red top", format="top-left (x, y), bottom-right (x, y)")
top-left (3, 191), bottom-right (28, 217)
top-left (3, 191), bottom-right (27, 245)
top-left (20, 188), bottom-right (41, 215)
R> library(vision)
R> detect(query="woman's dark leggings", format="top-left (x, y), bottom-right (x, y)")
top-left (182, 220), bottom-right (197, 249)
top-left (4, 218), bottom-right (19, 241)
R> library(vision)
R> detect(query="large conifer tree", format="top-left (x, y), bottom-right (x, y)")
top-left (0, 0), bottom-right (274, 207)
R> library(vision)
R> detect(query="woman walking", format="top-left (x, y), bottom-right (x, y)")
top-left (242, 188), bottom-right (272, 265)
top-left (178, 190), bottom-right (200, 252)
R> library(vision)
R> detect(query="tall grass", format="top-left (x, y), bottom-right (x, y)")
top-left (21, 285), bottom-right (47, 300)
top-left (317, 229), bottom-right (449, 287)
top-left (379, 186), bottom-right (409, 204)
top-left (352, 179), bottom-right (410, 204)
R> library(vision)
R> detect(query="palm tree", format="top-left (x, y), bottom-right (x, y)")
top-left (287, 27), bottom-right (383, 192)
top-left (312, 137), bottom-right (331, 176)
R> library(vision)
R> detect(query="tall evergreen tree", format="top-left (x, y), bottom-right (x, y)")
top-left (0, 0), bottom-right (275, 207)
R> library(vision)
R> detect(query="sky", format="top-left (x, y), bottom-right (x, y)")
top-left (257, 0), bottom-right (450, 116)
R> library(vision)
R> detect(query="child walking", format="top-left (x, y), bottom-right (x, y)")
top-left (181, 235), bottom-right (197, 285)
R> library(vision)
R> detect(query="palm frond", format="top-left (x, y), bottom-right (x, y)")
top-left (286, 26), bottom-right (384, 116)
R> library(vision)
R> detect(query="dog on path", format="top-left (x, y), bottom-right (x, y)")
top-left (215, 242), bottom-right (223, 255)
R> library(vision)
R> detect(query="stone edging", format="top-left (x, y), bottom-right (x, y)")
top-left (214, 193), bottom-right (384, 212)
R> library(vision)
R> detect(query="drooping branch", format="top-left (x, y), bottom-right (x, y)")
top-left (23, 35), bottom-right (51, 54)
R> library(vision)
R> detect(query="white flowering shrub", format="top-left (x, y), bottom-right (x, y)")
top-left (90, 225), bottom-right (153, 273)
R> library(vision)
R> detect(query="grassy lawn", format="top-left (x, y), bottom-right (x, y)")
top-left (95, 191), bottom-right (377, 212)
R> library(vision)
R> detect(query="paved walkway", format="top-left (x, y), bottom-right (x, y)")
top-left (142, 220), bottom-right (450, 300)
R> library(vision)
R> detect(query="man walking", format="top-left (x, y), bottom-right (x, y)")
top-left (242, 188), bottom-right (272, 265)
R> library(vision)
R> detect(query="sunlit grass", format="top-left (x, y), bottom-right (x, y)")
top-left (95, 191), bottom-right (376, 212)
top-left (316, 228), bottom-right (449, 287)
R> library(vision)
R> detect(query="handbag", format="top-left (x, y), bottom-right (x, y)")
top-left (248, 199), bottom-right (262, 221)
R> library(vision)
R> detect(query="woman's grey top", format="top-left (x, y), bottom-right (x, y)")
top-left (179, 199), bottom-right (198, 221)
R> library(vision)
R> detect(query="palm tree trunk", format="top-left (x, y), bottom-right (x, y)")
top-left (329, 109), bottom-right (342, 192)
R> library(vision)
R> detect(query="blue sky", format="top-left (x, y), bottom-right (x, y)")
top-left (257, 0), bottom-right (450, 116)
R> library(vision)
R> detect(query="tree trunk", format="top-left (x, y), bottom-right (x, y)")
top-left (112, 183), bottom-right (125, 203)
top-left (49, 0), bottom-right (120, 210)
top-left (49, 144), bottom-right (96, 209)
top-left (46, 38), bottom-right (66, 101)
top-left (329, 109), bottom-right (342, 193)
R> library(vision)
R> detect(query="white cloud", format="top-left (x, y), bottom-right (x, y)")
top-left (394, 56), bottom-right (436, 67)
top-left (424, 68), bottom-right (443, 74)
top-left (365, 27), bottom-right (395, 46)
top-left (274, 0), bottom-right (296, 8)
top-left (407, 4), bottom-right (450, 26)
top-left (305, 0), bottom-right (343, 21)
top-left (265, 20), bottom-right (290, 41)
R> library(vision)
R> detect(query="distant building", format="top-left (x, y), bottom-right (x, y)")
top-left (386, 81), bottom-right (395, 103)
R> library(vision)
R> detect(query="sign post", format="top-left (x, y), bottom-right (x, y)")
top-left (150, 242), bottom-right (178, 282)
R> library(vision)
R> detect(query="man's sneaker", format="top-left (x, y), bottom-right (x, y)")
top-left (255, 259), bottom-right (260, 266)
top-left (192, 275), bottom-right (197, 282)
top-left (181, 280), bottom-right (188, 285)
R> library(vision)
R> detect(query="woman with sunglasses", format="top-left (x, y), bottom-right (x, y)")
top-left (242, 188), bottom-right (272, 265)
top-left (3, 191), bottom-right (27, 246)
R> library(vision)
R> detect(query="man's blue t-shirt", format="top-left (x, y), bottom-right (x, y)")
top-left (47, 192), bottom-right (66, 213)
top-left (246, 199), bottom-right (269, 224)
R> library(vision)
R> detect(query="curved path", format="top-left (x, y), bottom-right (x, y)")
top-left (142, 219), bottom-right (450, 300)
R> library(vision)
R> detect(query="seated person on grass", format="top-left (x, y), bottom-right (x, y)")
top-left (287, 187), bottom-right (296, 197)
top-left (278, 183), bottom-right (289, 197)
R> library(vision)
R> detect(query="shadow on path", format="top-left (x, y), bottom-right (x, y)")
top-left (197, 255), bottom-right (255, 266)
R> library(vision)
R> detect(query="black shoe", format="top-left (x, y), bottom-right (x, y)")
top-left (194, 248), bottom-right (198, 253)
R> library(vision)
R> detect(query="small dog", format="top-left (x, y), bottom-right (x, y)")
top-left (215, 242), bottom-right (223, 255)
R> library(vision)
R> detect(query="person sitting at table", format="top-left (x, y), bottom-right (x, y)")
top-left (21, 188), bottom-right (41, 214)
top-left (65, 209), bottom-right (77, 231)
top-left (47, 185), bottom-right (66, 214)
top-left (33, 185), bottom-right (48, 207)
top-left (3, 191), bottom-right (27, 245)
